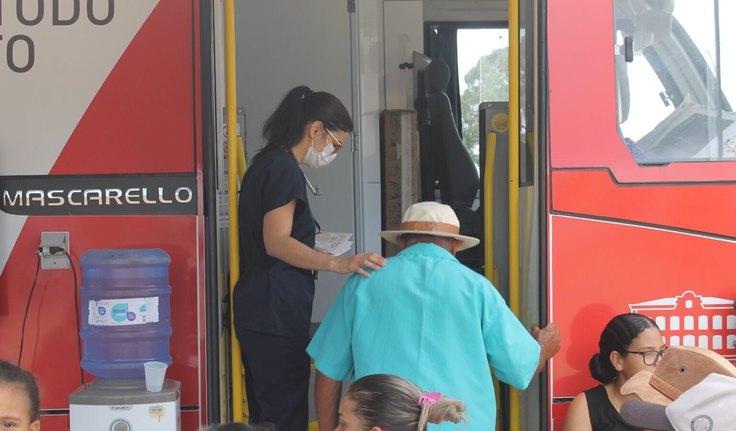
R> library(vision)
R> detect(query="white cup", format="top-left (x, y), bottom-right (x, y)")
top-left (143, 361), bottom-right (168, 392)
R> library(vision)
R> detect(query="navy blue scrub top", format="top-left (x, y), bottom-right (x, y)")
top-left (233, 149), bottom-right (316, 337)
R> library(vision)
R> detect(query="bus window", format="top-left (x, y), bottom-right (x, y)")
top-left (457, 28), bottom-right (509, 168)
top-left (614, 0), bottom-right (736, 164)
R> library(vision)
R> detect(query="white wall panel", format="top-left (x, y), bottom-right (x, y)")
top-left (235, 0), bottom-right (355, 322)
top-left (383, 1), bottom-right (423, 110)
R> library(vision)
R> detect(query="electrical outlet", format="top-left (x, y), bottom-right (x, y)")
top-left (40, 232), bottom-right (69, 270)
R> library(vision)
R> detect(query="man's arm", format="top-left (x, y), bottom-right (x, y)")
top-left (315, 371), bottom-right (342, 431)
top-left (531, 322), bottom-right (561, 376)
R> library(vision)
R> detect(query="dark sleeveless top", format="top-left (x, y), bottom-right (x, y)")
top-left (585, 385), bottom-right (644, 431)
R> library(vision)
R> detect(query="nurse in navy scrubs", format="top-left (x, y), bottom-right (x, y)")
top-left (233, 86), bottom-right (386, 431)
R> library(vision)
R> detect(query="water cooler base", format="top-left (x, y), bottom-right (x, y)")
top-left (70, 378), bottom-right (180, 431)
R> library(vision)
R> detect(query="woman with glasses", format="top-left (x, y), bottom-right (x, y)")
top-left (563, 313), bottom-right (666, 431)
top-left (233, 85), bottom-right (386, 431)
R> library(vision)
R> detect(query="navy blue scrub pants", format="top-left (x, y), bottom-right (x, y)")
top-left (235, 327), bottom-right (311, 431)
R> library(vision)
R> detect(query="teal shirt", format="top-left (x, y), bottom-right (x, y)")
top-left (307, 243), bottom-right (541, 430)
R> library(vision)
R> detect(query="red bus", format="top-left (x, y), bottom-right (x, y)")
top-left (1, 0), bottom-right (733, 429)
top-left (548, 0), bottom-right (736, 427)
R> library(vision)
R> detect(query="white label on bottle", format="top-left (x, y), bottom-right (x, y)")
top-left (87, 297), bottom-right (160, 326)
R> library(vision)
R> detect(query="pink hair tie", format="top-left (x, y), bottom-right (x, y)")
top-left (418, 390), bottom-right (442, 407)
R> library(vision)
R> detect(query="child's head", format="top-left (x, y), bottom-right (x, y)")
top-left (341, 374), bottom-right (466, 431)
top-left (0, 360), bottom-right (40, 431)
top-left (200, 423), bottom-right (275, 431)
top-left (589, 313), bottom-right (665, 384)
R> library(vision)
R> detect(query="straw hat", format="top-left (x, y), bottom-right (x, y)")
top-left (380, 201), bottom-right (480, 251)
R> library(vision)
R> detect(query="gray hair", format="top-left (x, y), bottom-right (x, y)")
top-left (399, 234), bottom-right (457, 252)
top-left (346, 374), bottom-right (466, 431)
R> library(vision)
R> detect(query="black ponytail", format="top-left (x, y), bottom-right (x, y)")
top-left (259, 85), bottom-right (353, 156)
top-left (589, 352), bottom-right (618, 384)
top-left (589, 313), bottom-right (659, 383)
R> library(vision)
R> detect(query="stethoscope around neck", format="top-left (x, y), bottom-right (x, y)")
top-left (301, 169), bottom-right (323, 196)
top-left (301, 169), bottom-right (323, 234)
top-left (289, 147), bottom-right (323, 196)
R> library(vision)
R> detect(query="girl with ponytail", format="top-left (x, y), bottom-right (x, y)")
top-left (563, 313), bottom-right (665, 431)
top-left (233, 86), bottom-right (386, 431)
top-left (339, 374), bottom-right (466, 431)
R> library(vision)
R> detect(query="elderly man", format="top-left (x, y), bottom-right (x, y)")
top-left (307, 201), bottom-right (561, 430)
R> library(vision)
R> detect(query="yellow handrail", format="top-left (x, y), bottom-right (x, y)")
top-left (484, 132), bottom-right (502, 430)
top-left (224, 0), bottom-right (245, 422)
top-left (237, 136), bottom-right (247, 184)
top-left (484, 132), bottom-right (498, 287)
top-left (521, 133), bottom-right (535, 300)
top-left (508, 0), bottom-right (521, 429)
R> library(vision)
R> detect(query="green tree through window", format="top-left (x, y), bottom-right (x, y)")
top-left (459, 47), bottom-right (509, 165)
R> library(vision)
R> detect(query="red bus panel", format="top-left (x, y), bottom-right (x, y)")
top-left (547, 0), bottom-right (736, 428)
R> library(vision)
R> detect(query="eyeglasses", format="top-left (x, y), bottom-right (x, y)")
top-left (623, 346), bottom-right (667, 365)
top-left (325, 128), bottom-right (345, 153)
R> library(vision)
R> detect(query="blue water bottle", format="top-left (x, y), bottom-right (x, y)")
top-left (80, 249), bottom-right (172, 379)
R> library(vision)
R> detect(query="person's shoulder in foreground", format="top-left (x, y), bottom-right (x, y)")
top-left (338, 373), bottom-right (466, 431)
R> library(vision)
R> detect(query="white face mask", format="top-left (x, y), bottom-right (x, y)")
top-left (302, 139), bottom-right (337, 169)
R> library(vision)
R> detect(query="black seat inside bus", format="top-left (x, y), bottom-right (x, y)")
top-left (425, 59), bottom-right (481, 237)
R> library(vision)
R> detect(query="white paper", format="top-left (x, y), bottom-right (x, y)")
top-left (315, 232), bottom-right (353, 256)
